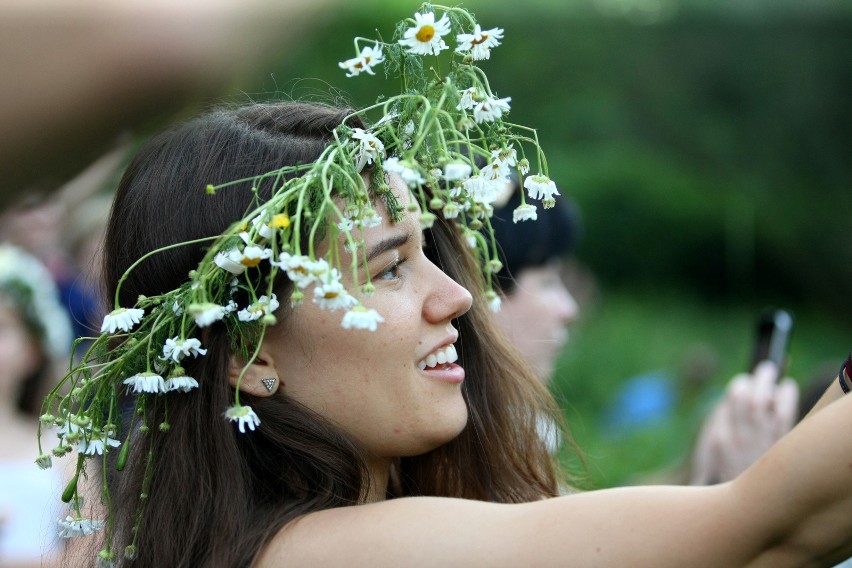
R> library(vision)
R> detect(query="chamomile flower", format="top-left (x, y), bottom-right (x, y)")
top-left (237, 294), bottom-right (280, 322)
top-left (162, 337), bottom-right (207, 363)
top-left (78, 433), bottom-right (121, 456)
top-left (164, 371), bottom-right (199, 393)
top-left (214, 247), bottom-right (245, 274)
top-left (341, 305), bottom-right (384, 331)
top-left (486, 290), bottom-right (502, 313)
top-left (338, 43), bottom-right (385, 77)
top-left (491, 147), bottom-right (518, 168)
top-left (398, 11), bottom-right (451, 56)
top-left (473, 96), bottom-right (512, 124)
top-left (100, 307), bottom-right (144, 334)
top-left (250, 212), bottom-right (275, 240)
top-left (513, 203), bottom-right (538, 223)
top-left (338, 207), bottom-right (383, 231)
top-left (57, 516), bottom-right (105, 539)
top-left (455, 24), bottom-right (504, 60)
top-left (313, 278), bottom-right (357, 311)
top-left (442, 201), bottom-right (462, 219)
top-left (123, 372), bottom-right (167, 394)
top-left (274, 253), bottom-right (319, 288)
top-left (524, 174), bottom-right (560, 201)
top-left (383, 157), bottom-right (425, 188)
top-left (463, 175), bottom-right (501, 205)
top-left (225, 405), bottom-right (260, 433)
top-left (189, 302), bottom-right (231, 328)
top-left (456, 87), bottom-right (478, 111)
top-left (518, 158), bottom-right (531, 176)
top-left (35, 453), bottom-right (52, 469)
top-left (444, 162), bottom-right (473, 181)
top-left (351, 128), bottom-right (386, 172)
top-left (240, 245), bottom-right (272, 268)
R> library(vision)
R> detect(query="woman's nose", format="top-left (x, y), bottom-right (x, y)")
top-left (424, 267), bottom-right (473, 323)
top-left (555, 287), bottom-right (579, 325)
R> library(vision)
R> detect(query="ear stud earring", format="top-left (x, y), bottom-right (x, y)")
top-left (261, 378), bottom-right (278, 393)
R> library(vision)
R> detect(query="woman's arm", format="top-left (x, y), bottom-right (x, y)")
top-left (259, 389), bottom-right (852, 567)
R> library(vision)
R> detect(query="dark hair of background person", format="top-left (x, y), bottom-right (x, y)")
top-left (491, 186), bottom-right (582, 294)
top-left (94, 102), bottom-right (564, 566)
top-left (0, 286), bottom-right (50, 417)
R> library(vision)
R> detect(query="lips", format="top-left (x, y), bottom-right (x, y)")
top-left (417, 344), bottom-right (458, 371)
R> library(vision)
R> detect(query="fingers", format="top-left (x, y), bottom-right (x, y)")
top-left (751, 360), bottom-right (780, 411)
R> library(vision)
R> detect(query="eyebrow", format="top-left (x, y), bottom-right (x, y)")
top-left (365, 229), bottom-right (414, 262)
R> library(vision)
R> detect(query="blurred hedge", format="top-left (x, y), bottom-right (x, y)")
top-left (257, 0), bottom-right (852, 318)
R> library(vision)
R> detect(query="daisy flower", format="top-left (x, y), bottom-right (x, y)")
top-left (123, 371), bottom-right (167, 394)
top-left (100, 307), bottom-right (144, 334)
top-left (35, 453), bottom-right (52, 470)
top-left (338, 43), bottom-right (385, 77)
top-left (442, 201), bottom-right (462, 219)
top-left (214, 247), bottom-right (245, 274)
top-left (351, 128), bottom-right (386, 171)
top-left (78, 433), bottom-right (121, 456)
top-left (57, 516), bottom-right (105, 539)
top-left (189, 302), bottom-right (231, 327)
top-left (444, 162), bottom-right (472, 181)
top-left (518, 158), bottom-right (531, 176)
top-left (455, 24), bottom-right (504, 60)
top-left (398, 11), bottom-right (451, 56)
top-left (274, 253), bottom-right (319, 288)
top-left (456, 87), bottom-right (478, 111)
top-left (250, 212), bottom-right (276, 240)
top-left (341, 305), bottom-right (385, 331)
top-left (164, 371), bottom-right (199, 393)
top-left (240, 245), bottom-right (272, 268)
top-left (473, 96), bottom-right (512, 124)
top-left (463, 175), bottom-right (501, 205)
top-left (313, 279), bottom-right (357, 311)
top-left (485, 290), bottom-right (502, 313)
top-left (225, 405), bottom-right (260, 433)
top-left (524, 174), bottom-right (560, 201)
top-left (383, 157), bottom-right (425, 188)
top-left (513, 204), bottom-right (538, 223)
top-left (419, 212), bottom-right (437, 229)
top-left (237, 294), bottom-right (280, 322)
top-left (162, 337), bottom-right (207, 363)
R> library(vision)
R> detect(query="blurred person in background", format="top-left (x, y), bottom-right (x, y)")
top-left (0, 0), bottom-right (339, 211)
top-left (0, 244), bottom-right (73, 567)
top-left (490, 181), bottom-right (800, 484)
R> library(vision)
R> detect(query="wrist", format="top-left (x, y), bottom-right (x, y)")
top-left (839, 353), bottom-right (852, 394)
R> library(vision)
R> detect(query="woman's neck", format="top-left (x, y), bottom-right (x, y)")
top-left (366, 458), bottom-right (391, 503)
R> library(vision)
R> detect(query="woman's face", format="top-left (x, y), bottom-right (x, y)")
top-left (264, 175), bottom-right (473, 460)
top-left (495, 262), bottom-right (579, 383)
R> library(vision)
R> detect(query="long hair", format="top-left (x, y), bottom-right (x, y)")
top-left (98, 102), bottom-right (563, 567)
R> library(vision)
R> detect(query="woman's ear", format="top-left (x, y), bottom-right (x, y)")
top-left (228, 346), bottom-right (280, 397)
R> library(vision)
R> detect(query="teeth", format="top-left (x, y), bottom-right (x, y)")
top-left (418, 344), bottom-right (458, 370)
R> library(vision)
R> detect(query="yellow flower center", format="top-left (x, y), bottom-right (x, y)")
top-left (416, 25), bottom-right (436, 42)
top-left (471, 34), bottom-right (488, 46)
top-left (270, 213), bottom-right (290, 229)
top-left (323, 290), bottom-right (339, 299)
top-left (241, 257), bottom-right (262, 267)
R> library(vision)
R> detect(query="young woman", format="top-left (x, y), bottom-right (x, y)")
top-left (40, 8), bottom-right (851, 567)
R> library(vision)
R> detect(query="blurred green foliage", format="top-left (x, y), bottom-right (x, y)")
top-left (248, 0), bottom-right (851, 487)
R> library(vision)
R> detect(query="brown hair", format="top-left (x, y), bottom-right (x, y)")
top-left (98, 102), bottom-right (564, 566)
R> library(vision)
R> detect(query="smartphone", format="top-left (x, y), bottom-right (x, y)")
top-left (749, 308), bottom-right (794, 371)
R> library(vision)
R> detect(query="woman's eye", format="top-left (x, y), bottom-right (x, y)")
top-left (377, 258), bottom-right (405, 281)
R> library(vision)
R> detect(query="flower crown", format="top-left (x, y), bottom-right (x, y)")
top-left (0, 243), bottom-right (72, 358)
top-left (38, 5), bottom-right (560, 564)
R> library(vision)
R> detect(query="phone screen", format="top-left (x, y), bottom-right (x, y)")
top-left (750, 308), bottom-right (793, 371)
